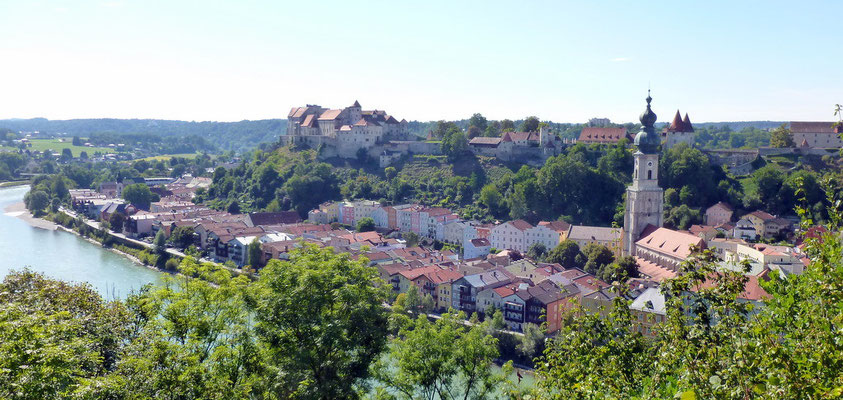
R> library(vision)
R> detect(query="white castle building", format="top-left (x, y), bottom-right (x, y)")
top-left (284, 101), bottom-right (412, 158)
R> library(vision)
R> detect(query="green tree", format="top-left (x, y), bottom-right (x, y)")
top-left (519, 116), bottom-right (540, 132)
top-left (500, 119), bottom-right (515, 132)
top-left (122, 183), bottom-right (155, 210)
top-left (246, 237), bottom-right (263, 268)
top-left (60, 148), bottom-right (73, 162)
top-left (373, 311), bottom-right (510, 400)
top-left (384, 166), bottom-right (397, 181)
top-left (356, 217), bottom-right (376, 232)
top-left (546, 240), bottom-right (583, 269)
top-left (108, 212), bottom-right (125, 232)
top-left (153, 230), bottom-right (167, 256)
top-left (50, 177), bottom-right (69, 201)
top-left (168, 226), bottom-right (195, 249)
top-left (253, 245), bottom-right (390, 399)
top-left (599, 255), bottom-right (639, 283)
top-left (769, 123), bottom-right (795, 148)
top-left (665, 204), bottom-right (702, 230)
top-left (25, 190), bottom-right (49, 215)
top-left (581, 242), bottom-right (615, 275)
top-left (468, 113), bottom-right (488, 132)
top-left (526, 242), bottom-right (547, 261)
top-left (0, 270), bottom-right (132, 399)
top-left (479, 184), bottom-right (505, 217)
top-left (403, 231), bottom-right (420, 247)
top-left (441, 129), bottom-right (469, 161)
top-left (517, 323), bottom-right (545, 359)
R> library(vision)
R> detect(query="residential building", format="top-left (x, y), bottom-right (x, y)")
top-left (629, 287), bottom-right (667, 337)
top-left (705, 202), bottom-right (734, 226)
top-left (451, 268), bottom-right (515, 313)
top-left (567, 225), bottom-right (623, 258)
top-left (734, 218), bottom-right (757, 240)
top-left (464, 238), bottom-right (491, 259)
top-left (490, 220), bottom-right (532, 252)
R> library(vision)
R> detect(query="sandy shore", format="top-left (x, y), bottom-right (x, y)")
top-left (3, 201), bottom-right (58, 231)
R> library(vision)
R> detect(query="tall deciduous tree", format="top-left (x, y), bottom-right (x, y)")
top-left (122, 183), bottom-right (155, 210)
top-left (253, 245), bottom-right (390, 399)
top-left (373, 311), bottom-right (510, 399)
top-left (769, 123), bottom-right (795, 148)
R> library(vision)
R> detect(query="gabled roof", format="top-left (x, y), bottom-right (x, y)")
top-left (567, 225), bottom-right (622, 242)
top-left (509, 219), bottom-right (533, 231)
top-left (789, 121), bottom-right (838, 134)
top-left (426, 268), bottom-right (463, 285)
top-left (352, 100), bottom-right (361, 108)
top-left (636, 227), bottom-right (705, 260)
top-left (504, 131), bottom-right (540, 142)
top-left (578, 127), bottom-right (628, 143)
top-left (469, 137), bottom-right (502, 146)
top-left (707, 201), bottom-right (734, 213)
top-left (748, 210), bottom-right (775, 221)
top-left (634, 256), bottom-right (677, 282)
top-left (318, 109), bottom-right (343, 120)
top-left (538, 220), bottom-right (571, 233)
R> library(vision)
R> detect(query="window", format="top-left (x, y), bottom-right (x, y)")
top-left (647, 170), bottom-right (652, 180)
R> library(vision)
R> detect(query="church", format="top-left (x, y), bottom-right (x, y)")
top-left (623, 92), bottom-right (665, 256)
top-left (623, 93), bottom-right (709, 280)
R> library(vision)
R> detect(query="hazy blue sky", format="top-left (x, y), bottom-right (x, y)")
top-left (1, 1), bottom-right (840, 123)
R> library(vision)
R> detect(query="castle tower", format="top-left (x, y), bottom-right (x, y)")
top-left (623, 92), bottom-right (664, 256)
top-left (348, 100), bottom-right (363, 124)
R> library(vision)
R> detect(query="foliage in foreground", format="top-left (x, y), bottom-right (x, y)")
top-left (533, 182), bottom-right (843, 399)
top-left (0, 245), bottom-right (390, 400)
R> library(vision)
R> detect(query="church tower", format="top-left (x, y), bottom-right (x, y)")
top-left (623, 92), bottom-right (664, 256)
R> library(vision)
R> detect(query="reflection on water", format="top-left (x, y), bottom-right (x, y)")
top-left (0, 185), bottom-right (164, 299)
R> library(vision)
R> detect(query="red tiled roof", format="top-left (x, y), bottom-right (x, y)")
top-left (634, 256), bottom-right (677, 282)
top-left (748, 210), bottom-right (775, 221)
top-left (789, 121), bottom-right (837, 134)
top-left (577, 127), bottom-right (628, 143)
top-left (425, 268), bottom-right (463, 285)
top-left (509, 219), bottom-right (533, 231)
top-left (538, 220), bottom-right (571, 233)
top-left (707, 201), bottom-right (734, 213)
top-left (318, 109), bottom-right (343, 120)
top-left (636, 227), bottom-right (705, 260)
top-left (665, 110), bottom-right (694, 133)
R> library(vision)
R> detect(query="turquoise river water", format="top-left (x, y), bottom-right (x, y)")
top-left (0, 185), bottom-right (164, 299)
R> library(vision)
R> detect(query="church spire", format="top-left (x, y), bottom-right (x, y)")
top-left (634, 91), bottom-right (660, 154)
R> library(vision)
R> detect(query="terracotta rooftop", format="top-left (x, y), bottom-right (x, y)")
top-left (636, 227), bottom-right (705, 260)
top-left (578, 127), bottom-right (628, 143)
top-left (634, 256), bottom-right (678, 282)
top-left (789, 121), bottom-right (838, 134)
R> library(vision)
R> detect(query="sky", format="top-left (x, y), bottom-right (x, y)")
top-left (0, 0), bottom-right (841, 124)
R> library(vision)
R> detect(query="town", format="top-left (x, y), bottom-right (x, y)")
top-left (48, 93), bottom-right (832, 342)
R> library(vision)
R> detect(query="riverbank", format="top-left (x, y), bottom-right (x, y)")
top-left (0, 180), bottom-right (30, 188)
top-left (4, 201), bottom-right (58, 230)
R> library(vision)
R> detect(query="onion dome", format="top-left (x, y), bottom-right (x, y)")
top-left (634, 91), bottom-right (660, 153)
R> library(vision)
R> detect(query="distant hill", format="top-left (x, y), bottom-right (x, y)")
top-left (0, 117), bottom-right (790, 153)
top-left (688, 121), bottom-right (786, 131)
top-left (0, 118), bottom-right (287, 152)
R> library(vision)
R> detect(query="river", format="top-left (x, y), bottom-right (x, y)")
top-left (0, 185), bottom-right (165, 299)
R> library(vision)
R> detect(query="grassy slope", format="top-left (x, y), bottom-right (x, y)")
top-left (26, 139), bottom-right (113, 157)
